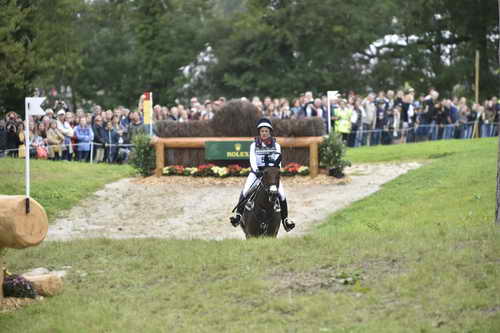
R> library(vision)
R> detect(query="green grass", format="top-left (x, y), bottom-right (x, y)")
top-left (346, 138), bottom-right (493, 164)
top-left (1, 138), bottom-right (499, 332)
top-left (0, 158), bottom-right (134, 220)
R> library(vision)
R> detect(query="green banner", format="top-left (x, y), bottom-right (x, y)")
top-left (205, 141), bottom-right (252, 160)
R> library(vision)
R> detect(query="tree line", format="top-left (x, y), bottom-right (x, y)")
top-left (0, 0), bottom-right (498, 116)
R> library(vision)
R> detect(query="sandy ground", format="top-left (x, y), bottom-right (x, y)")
top-left (47, 162), bottom-right (421, 241)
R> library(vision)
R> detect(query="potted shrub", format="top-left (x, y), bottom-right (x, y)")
top-left (319, 132), bottom-right (351, 178)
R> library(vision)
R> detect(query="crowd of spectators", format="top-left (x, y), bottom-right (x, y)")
top-left (0, 101), bottom-right (144, 162)
top-left (239, 90), bottom-right (499, 147)
top-left (0, 88), bottom-right (499, 162)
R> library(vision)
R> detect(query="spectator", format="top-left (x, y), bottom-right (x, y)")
top-left (372, 99), bottom-right (386, 145)
top-left (168, 107), bottom-right (179, 121)
top-left (31, 126), bottom-right (47, 159)
top-left (483, 99), bottom-right (496, 137)
top-left (5, 120), bottom-right (19, 158)
top-left (434, 102), bottom-right (447, 140)
top-left (290, 99), bottom-right (301, 118)
top-left (348, 99), bottom-right (363, 147)
top-left (161, 106), bottom-right (170, 121)
top-left (362, 93), bottom-right (376, 145)
top-left (334, 99), bottom-right (353, 143)
top-left (400, 91), bottom-right (414, 143)
top-left (47, 119), bottom-right (64, 160)
top-left (153, 104), bottom-right (163, 121)
top-left (442, 99), bottom-right (457, 140)
top-left (465, 104), bottom-right (477, 138)
top-left (92, 116), bottom-right (106, 163)
top-left (424, 90), bottom-right (440, 140)
top-left (115, 130), bottom-right (130, 164)
top-left (382, 106), bottom-right (396, 145)
top-left (104, 120), bottom-right (119, 163)
top-left (127, 110), bottom-right (144, 143)
top-left (74, 117), bottom-right (94, 162)
top-left (179, 109), bottom-right (189, 123)
top-left (56, 110), bottom-right (74, 161)
top-left (17, 122), bottom-right (33, 158)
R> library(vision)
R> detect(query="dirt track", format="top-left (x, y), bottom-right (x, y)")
top-left (47, 162), bottom-right (421, 241)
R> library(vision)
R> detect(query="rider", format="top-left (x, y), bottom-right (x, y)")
top-left (230, 118), bottom-right (295, 232)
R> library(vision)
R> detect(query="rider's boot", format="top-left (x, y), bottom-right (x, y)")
top-left (230, 193), bottom-right (245, 227)
top-left (279, 199), bottom-right (295, 232)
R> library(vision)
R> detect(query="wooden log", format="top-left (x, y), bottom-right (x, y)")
top-left (155, 136), bottom-right (323, 148)
top-left (155, 141), bottom-right (164, 177)
top-left (0, 196), bottom-right (48, 249)
top-left (22, 274), bottom-right (63, 297)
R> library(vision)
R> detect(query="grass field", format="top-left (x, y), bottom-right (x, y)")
top-left (0, 158), bottom-right (134, 220)
top-left (1, 138), bottom-right (499, 332)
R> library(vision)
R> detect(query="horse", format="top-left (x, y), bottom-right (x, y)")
top-left (240, 166), bottom-right (282, 239)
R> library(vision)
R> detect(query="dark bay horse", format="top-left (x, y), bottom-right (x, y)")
top-left (241, 167), bottom-right (282, 238)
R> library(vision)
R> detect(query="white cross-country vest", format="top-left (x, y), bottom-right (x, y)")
top-left (251, 138), bottom-right (281, 171)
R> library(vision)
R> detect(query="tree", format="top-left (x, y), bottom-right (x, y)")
top-left (31, 0), bottom-right (86, 103)
top-left (130, 0), bottom-right (214, 105)
top-left (202, 0), bottom-right (395, 98)
top-left (378, 0), bottom-right (499, 98)
top-left (0, 0), bottom-right (37, 116)
top-left (73, 0), bottom-right (141, 108)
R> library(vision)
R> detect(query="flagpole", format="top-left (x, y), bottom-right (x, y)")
top-left (25, 104), bottom-right (31, 213)
top-left (24, 97), bottom-right (46, 214)
top-left (150, 93), bottom-right (153, 136)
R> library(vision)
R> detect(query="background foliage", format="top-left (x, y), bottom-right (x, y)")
top-left (1, 0), bottom-right (498, 116)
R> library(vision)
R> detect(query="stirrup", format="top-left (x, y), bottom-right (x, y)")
top-left (230, 213), bottom-right (241, 227)
top-left (282, 218), bottom-right (295, 232)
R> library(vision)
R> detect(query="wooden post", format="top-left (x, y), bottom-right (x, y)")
top-left (155, 141), bottom-right (164, 177)
top-left (309, 143), bottom-right (319, 178)
top-left (475, 50), bottom-right (480, 104)
top-left (472, 50), bottom-right (481, 138)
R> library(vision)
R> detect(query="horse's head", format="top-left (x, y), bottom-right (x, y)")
top-left (262, 167), bottom-right (281, 201)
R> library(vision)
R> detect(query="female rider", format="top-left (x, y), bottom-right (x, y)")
top-left (230, 118), bottom-right (295, 232)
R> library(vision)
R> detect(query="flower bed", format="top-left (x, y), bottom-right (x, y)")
top-left (163, 163), bottom-right (309, 177)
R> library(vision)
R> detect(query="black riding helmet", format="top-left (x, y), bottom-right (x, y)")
top-left (256, 118), bottom-right (273, 132)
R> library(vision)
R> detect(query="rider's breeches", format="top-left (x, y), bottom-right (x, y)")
top-left (242, 172), bottom-right (286, 201)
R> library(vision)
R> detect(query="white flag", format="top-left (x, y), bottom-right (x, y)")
top-left (25, 97), bottom-right (46, 116)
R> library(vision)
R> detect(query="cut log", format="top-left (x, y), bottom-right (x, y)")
top-left (22, 274), bottom-right (63, 297)
top-left (0, 196), bottom-right (48, 249)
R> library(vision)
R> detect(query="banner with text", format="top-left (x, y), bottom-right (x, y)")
top-left (205, 141), bottom-right (252, 160)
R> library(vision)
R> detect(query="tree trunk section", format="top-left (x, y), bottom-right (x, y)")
top-left (23, 274), bottom-right (63, 297)
top-left (0, 196), bottom-right (48, 249)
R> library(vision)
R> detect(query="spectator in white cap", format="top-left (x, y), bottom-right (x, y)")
top-left (56, 110), bottom-right (74, 161)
